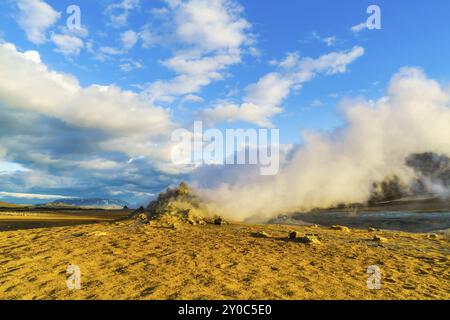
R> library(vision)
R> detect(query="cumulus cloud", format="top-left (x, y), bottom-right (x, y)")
top-left (312, 32), bottom-right (337, 47)
top-left (17, 0), bottom-right (60, 44)
top-left (167, 0), bottom-right (250, 51)
top-left (0, 43), bottom-right (185, 204)
top-left (193, 68), bottom-right (450, 222)
top-left (182, 94), bottom-right (204, 104)
top-left (0, 42), bottom-right (172, 135)
top-left (119, 58), bottom-right (143, 72)
top-left (120, 30), bottom-right (138, 50)
top-left (202, 46), bottom-right (365, 126)
top-left (351, 22), bottom-right (368, 34)
top-left (0, 41), bottom-right (181, 182)
top-left (0, 191), bottom-right (75, 200)
top-left (144, 0), bottom-right (252, 103)
top-left (51, 33), bottom-right (84, 56)
top-left (94, 29), bottom-right (141, 61)
top-left (139, 26), bottom-right (157, 48)
top-left (105, 0), bottom-right (140, 28)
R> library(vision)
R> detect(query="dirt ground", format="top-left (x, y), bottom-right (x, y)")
top-left (0, 209), bottom-right (129, 231)
top-left (0, 213), bottom-right (448, 300)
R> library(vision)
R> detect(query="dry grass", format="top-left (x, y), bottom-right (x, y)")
top-left (0, 215), bottom-right (448, 300)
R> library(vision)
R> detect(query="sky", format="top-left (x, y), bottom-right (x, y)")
top-left (0, 0), bottom-right (450, 205)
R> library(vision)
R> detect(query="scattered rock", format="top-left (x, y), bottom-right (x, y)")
top-left (330, 225), bottom-right (350, 232)
top-left (385, 277), bottom-right (397, 283)
top-left (373, 235), bottom-right (388, 243)
top-left (187, 209), bottom-right (206, 225)
top-left (368, 227), bottom-right (378, 232)
top-left (425, 233), bottom-right (440, 239)
top-left (136, 213), bottom-right (149, 224)
top-left (270, 266), bottom-right (279, 271)
top-left (305, 233), bottom-right (320, 237)
top-left (252, 231), bottom-right (271, 238)
top-left (403, 283), bottom-right (417, 290)
top-left (218, 262), bottom-right (236, 269)
top-left (288, 231), bottom-right (298, 239)
top-left (91, 231), bottom-right (108, 237)
top-left (298, 235), bottom-right (321, 245)
top-left (71, 232), bottom-right (86, 238)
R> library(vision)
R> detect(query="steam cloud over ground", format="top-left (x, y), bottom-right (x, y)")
top-left (192, 68), bottom-right (450, 222)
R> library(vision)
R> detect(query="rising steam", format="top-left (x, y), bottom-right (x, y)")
top-left (191, 68), bottom-right (450, 222)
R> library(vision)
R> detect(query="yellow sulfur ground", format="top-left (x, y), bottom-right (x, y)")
top-left (0, 218), bottom-right (449, 300)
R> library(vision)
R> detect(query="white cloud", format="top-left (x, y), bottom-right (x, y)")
top-left (58, 25), bottom-right (89, 38)
top-left (145, 49), bottom-right (242, 101)
top-left (105, 0), bottom-right (140, 28)
top-left (120, 30), bottom-right (138, 50)
top-left (0, 161), bottom-right (28, 173)
top-left (182, 94), bottom-right (204, 104)
top-left (0, 43), bottom-right (171, 134)
top-left (17, 0), bottom-right (61, 44)
top-left (323, 36), bottom-right (337, 46)
top-left (51, 34), bottom-right (84, 56)
top-left (0, 42), bottom-right (175, 166)
top-left (139, 27), bottom-right (157, 48)
top-left (94, 30), bottom-right (139, 60)
top-left (351, 22), bottom-right (367, 34)
top-left (202, 46), bottom-right (365, 126)
top-left (312, 32), bottom-right (337, 47)
top-left (99, 46), bottom-right (123, 56)
top-left (144, 0), bottom-right (253, 103)
top-left (168, 0), bottom-right (250, 51)
top-left (119, 58), bottom-right (143, 72)
top-left (0, 191), bottom-right (76, 200)
top-left (310, 99), bottom-right (323, 108)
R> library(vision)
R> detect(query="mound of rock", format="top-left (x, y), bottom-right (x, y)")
top-left (141, 182), bottom-right (223, 227)
top-left (330, 225), bottom-right (350, 232)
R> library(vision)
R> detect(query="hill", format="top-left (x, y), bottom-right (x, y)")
top-left (46, 198), bottom-right (130, 209)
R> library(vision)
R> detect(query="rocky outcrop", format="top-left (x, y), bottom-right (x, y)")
top-left (144, 182), bottom-right (223, 226)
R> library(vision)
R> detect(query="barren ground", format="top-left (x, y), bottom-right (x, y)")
top-left (0, 211), bottom-right (448, 300)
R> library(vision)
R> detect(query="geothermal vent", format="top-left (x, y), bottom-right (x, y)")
top-left (139, 182), bottom-right (223, 226)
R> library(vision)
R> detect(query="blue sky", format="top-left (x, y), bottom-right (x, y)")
top-left (0, 0), bottom-right (449, 205)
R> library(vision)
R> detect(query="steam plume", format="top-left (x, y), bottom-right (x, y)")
top-left (191, 68), bottom-right (450, 222)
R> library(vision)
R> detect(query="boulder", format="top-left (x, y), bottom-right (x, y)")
top-left (288, 231), bottom-right (298, 239)
top-left (373, 235), bottom-right (388, 243)
top-left (298, 235), bottom-right (321, 245)
top-left (330, 225), bottom-right (350, 232)
top-left (136, 213), bottom-right (149, 224)
top-left (252, 231), bottom-right (271, 238)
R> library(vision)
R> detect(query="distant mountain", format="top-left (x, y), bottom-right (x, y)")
top-left (47, 198), bottom-right (130, 209)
